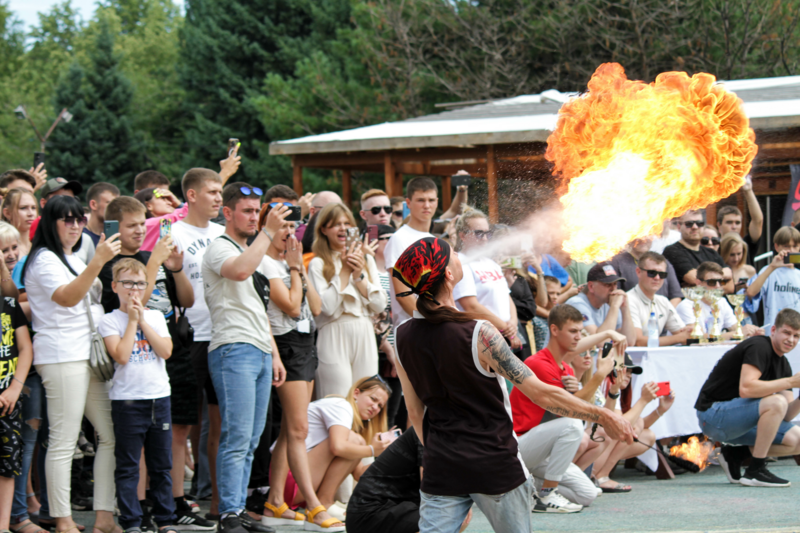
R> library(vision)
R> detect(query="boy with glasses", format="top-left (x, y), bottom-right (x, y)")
top-left (359, 189), bottom-right (393, 226)
top-left (676, 262), bottom-right (762, 339)
top-left (663, 211), bottom-right (731, 290)
top-left (745, 226), bottom-right (800, 329)
top-left (99, 258), bottom-right (177, 533)
top-left (626, 252), bottom-right (691, 346)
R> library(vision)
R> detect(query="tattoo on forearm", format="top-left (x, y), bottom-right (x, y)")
top-left (478, 322), bottom-right (533, 385)
top-left (544, 406), bottom-right (601, 422)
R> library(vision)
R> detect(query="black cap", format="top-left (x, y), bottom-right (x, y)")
top-left (623, 352), bottom-right (643, 374)
top-left (377, 224), bottom-right (396, 238)
top-left (40, 177), bottom-right (83, 198)
top-left (587, 261), bottom-right (626, 284)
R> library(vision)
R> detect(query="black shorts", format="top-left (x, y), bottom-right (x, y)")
top-left (346, 500), bottom-right (419, 533)
top-left (0, 401), bottom-right (23, 477)
top-left (275, 330), bottom-right (317, 383)
top-left (190, 341), bottom-right (217, 405)
top-left (165, 339), bottom-right (199, 425)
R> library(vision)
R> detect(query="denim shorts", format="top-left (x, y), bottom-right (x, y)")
top-left (697, 396), bottom-right (795, 446)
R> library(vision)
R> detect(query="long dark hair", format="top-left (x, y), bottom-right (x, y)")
top-left (22, 195), bottom-right (85, 284)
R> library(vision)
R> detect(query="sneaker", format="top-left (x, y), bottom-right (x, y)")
top-left (741, 465), bottom-right (791, 487)
top-left (141, 501), bottom-right (156, 533)
top-left (532, 490), bottom-right (583, 513)
top-left (237, 511), bottom-right (273, 533)
top-left (719, 445), bottom-right (747, 484)
top-left (124, 528), bottom-right (142, 533)
top-left (219, 515), bottom-right (245, 533)
top-left (77, 433), bottom-right (95, 457)
top-left (174, 507), bottom-right (217, 531)
top-left (71, 494), bottom-right (92, 511)
top-left (245, 491), bottom-right (268, 516)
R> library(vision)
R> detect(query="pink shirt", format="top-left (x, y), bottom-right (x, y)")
top-left (141, 204), bottom-right (189, 252)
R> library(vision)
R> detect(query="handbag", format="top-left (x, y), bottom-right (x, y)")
top-left (85, 296), bottom-right (114, 381)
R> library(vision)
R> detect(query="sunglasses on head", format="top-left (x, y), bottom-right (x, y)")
top-left (643, 269), bottom-right (668, 279)
top-left (681, 220), bottom-right (703, 228)
top-left (239, 186), bottom-right (263, 197)
top-left (269, 202), bottom-right (293, 209)
top-left (369, 206), bottom-right (392, 215)
top-left (153, 189), bottom-right (166, 198)
top-left (702, 278), bottom-right (730, 287)
top-left (59, 215), bottom-right (87, 227)
top-left (700, 236), bottom-right (720, 246)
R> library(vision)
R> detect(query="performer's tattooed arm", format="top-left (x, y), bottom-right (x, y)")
top-left (477, 322), bottom-right (532, 385)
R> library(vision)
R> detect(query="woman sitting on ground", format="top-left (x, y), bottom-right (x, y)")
top-left (265, 375), bottom-right (392, 532)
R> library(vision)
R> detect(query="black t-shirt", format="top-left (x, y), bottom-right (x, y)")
top-left (744, 233), bottom-right (761, 265)
top-left (662, 241), bottom-right (726, 285)
top-left (510, 277), bottom-right (536, 322)
top-left (100, 252), bottom-right (177, 323)
top-left (347, 428), bottom-right (424, 511)
top-left (0, 297), bottom-right (29, 392)
top-left (695, 336), bottom-right (793, 411)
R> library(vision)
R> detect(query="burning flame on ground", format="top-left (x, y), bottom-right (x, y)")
top-left (546, 63), bottom-right (758, 262)
top-left (670, 436), bottom-right (715, 471)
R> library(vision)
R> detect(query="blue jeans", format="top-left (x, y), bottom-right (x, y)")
top-left (419, 477), bottom-right (533, 533)
top-left (12, 371), bottom-right (50, 523)
top-left (697, 396), bottom-right (795, 446)
top-left (208, 343), bottom-right (272, 515)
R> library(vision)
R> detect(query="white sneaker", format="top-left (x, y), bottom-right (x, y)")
top-left (532, 489), bottom-right (583, 513)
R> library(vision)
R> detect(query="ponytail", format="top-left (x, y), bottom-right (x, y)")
top-left (416, 276), bottom-right (491, 325)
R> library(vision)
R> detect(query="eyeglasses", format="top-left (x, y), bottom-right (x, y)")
top-left (681, 220), bottom-right (703, 228)
top-left (702, 278), bottom-right (730, 287)
top-left (239, 186), bottom-right (263, 197)
top-left (268, 202), bottom-right (293, 208)
top-left (643, 269), bottom-right (668, 279)
top-left (118, 280), bottom-right (148, 290)
top-left (700, 236), bottom-right (720, 246)
top-left (465, 230), bottom-right (493, 239)
top-left (59, 215), bottom-right (87, 227)
top-left (378, 236), bottom-right (392, 241)
top-left (393, 210), bottom-right (404, 217)
top-left (370, 206), bottom-right (393, 215)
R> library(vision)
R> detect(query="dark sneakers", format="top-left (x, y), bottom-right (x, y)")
top-left (741, 465), bottom-right (791, 487)
top-left (718, 445), bottom-right (748, 484)
top-left (174, 501), bottom-right (217, 531)
top-left (219, 515), bottom-right (246, 533)
top-left (237, 511), bottom-right (273, 533)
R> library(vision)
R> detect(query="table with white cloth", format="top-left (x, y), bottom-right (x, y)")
top-left (626, 344), bottom-right (800, 470)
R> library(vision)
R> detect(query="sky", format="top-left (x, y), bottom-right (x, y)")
top-left (7, 0), bottom-right (183, 31)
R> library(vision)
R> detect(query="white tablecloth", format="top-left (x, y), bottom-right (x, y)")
top-left (627, 344), bottom-right (800, 470)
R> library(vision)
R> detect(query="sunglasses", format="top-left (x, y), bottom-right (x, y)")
top-left (393, 210), bottom-right (404, 217)
top-left (700, 236), bottom-right (720, 246)
top-left (239, 186), bottom-right (263, 196)
top-left (59, 215), bottom-right (87, 227)
top-left (118, 280), bottom-right (148, 290)
top-left (466, 230), bottom-right (493, 239)
top-left (370, 206), bottom-right (392, 215)
top-left (643, 269), bottom-right (668, 279)
top-left (681, 220), bottom-right (703, 228)
top-left (702, 278), bottom-right (730, 287)
top-left (269, 202), bottom-right (293, 208)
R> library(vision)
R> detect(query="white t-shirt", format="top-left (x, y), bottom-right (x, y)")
top-left (261, 255), bottom-right (315, 337)
top-left (676, 297), bottom-right (737, 334)
top-left (202, 236), bottom-right (273, 354)
top-left (271, 397), bottom-right (354, 453)
top-left (383, 224), bottom-right (433, 329)
top-left (650, 229), bottom-right (681, 254)
top-left (453, 255), bottom-right (511, 321)
top-left (171, 221), bottom-right (225, 341)
top-left (97, 309), bottom-right (171, 400)
top-left (26, 250), bottom-right (105, 365)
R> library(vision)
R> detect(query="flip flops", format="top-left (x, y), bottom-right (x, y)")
top-left (596, 476), bottom-right (632, 493)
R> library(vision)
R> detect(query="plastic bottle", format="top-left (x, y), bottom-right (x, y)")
top-left (647, 311), bottom-right (659, 348)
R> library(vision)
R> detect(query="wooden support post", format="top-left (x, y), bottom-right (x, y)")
top-left (487, 145), bottom-right (499, 223)
top-left (705, 202), bottom-right (717, 230)
top-left (384, 153), bottom-right (395, 197)
top-left (394, 172), bottom-right (404, 200)
top-left (441, 175), bottom-right (452, 212)
top-left (342, 170), bottom-right (352, 209)
top-left (292, 158), bottom-right (303, 196)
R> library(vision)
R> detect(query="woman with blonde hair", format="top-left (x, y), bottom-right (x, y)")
top-left (266, 375), bottom-right (393, 532)
top-left (2, 188), bottom-right (38, 257)
top-left (308, 203), bottom-right (387, 398)
top-left (720, 232), bottom-right (756, 293)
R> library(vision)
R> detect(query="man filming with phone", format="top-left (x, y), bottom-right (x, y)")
top-left (745, 226), bottom-right (800, 329)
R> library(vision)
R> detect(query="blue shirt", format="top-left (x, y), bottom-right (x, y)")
top-left (565, 292), bottom-right (623, 330)
top-left (12, 257), bottom-right (26, 290)
top-left (744, 266), bottom-right (800, 329)
top-left (530, 254), bottom-right (570, 286)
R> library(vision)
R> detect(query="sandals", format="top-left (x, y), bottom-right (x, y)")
top-left (261, 502), bottom-right (305, 527)
top-left (11, 521), bottom-right (47, 533)
top-left (303, 506), bottom-right (344, 532)
top-left (325, 502), bottom-right (346, 523)
top-left (39, 522), bottom-right (85, 532)
top-left (596, 476), bottom-right (632, 493)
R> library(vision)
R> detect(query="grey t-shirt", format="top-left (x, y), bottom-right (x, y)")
top-left (565, 292), bottom-right (622, 330)
top-left (261, 255), bottom-right (315, 337)
top-left (202, 236), bottom-right (273, 354)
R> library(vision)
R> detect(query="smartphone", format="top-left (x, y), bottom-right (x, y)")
top-left (160, 219), bottom-right (171, 239)
top-left (367, 225), bottom-right (379, 243)
top-left (451, 174), bottom-right (472, 188)
top-left (601, 341), bottom-right (617, 379)
top-left (379, 429), bottom-right (402, 444)
top-left (227, 138), bottom-right (240, 157)
top-left (401, 201), bottom-right (410, 220)
top-left (282, 205), bottom-right (302, 222)
top-left (104, 220), bottom-right (119, 237)
top-left (656, 381), bottom-right (671, 397)
top-left (345, 227), bottom-right (360, 249)
top-left (33, 152), bottom-right (45, 169)
top-left (784, 253), bottom-right (800, 264)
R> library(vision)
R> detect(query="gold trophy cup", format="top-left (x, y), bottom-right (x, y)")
top-left (726, 294), bottom-right (746, 341)
top-left (682, 287), bottom-right (706, 344)
top-left (706, 289), bottom-right (724, 342)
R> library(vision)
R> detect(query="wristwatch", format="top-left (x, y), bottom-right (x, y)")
top-left (358, 272), bottom-right (365, 281)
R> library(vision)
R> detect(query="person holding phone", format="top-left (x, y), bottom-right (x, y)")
top-left (720, 232), bottom-right (756, 294)
top-left (745, 226), bottom-right (800, 329)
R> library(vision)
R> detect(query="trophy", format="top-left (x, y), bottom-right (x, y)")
top-left (726, 294), bottom-right (746, 341)
top-left (706, 289), bottom-right (724, 342)
top-left (682, 287), bottom-right (706, 344)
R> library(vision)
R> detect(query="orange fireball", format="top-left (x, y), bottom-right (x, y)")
top-left (546, 63), bottom-right (757, 262)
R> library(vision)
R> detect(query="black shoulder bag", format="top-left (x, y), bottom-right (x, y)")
top-left (218, 235), bottom-right (271, 312)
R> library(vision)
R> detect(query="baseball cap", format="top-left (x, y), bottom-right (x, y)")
top-left (623, 352), bottom-right (643, 374)
top-left (587, 261), bottom-right (626, 284)
top-left (40, 177), bottom-right (83, 198)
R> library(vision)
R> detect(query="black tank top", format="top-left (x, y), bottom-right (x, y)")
top-left (396, 315), bottom-right (528, 496)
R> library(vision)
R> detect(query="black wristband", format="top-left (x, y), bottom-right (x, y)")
top-left (166, 266), bottom-right (183, 273)
top-left (607, 391), bottom-right (620, 400)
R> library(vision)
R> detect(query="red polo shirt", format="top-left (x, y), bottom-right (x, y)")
top-left (510, 347), bottom-right (574, 436)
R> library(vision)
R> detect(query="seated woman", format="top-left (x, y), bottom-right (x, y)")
top-left (265, 375), bottom-right (392, 532)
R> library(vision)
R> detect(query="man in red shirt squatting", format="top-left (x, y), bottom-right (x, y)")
top-left (510, 304), bottom-right (624, 513)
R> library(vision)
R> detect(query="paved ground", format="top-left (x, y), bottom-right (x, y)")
top-left (69, 458), bottom-right (800, 533)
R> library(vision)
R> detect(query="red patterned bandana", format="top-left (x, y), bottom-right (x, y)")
top-left (392, 237), bottom-right (451, 304)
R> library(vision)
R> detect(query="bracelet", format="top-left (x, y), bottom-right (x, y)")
top-left (166, 266), bottom-right (183, 273)
top-left (261, 227), bottom-right (273, 242)
top-left (13, 376), bottom-right (24, 387)
top-left (368, 444), bottom-right (375, 457)
top-left (607, 391), bottom-right (620, 399)
top-left (655, 407), bottom-right (663, 417)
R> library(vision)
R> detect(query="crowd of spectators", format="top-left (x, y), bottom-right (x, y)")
top-left (0, 154), bottom-right (798, 533)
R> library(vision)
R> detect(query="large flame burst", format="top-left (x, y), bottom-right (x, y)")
top-left (546, 63), bottom-right (758, 262)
